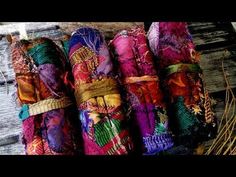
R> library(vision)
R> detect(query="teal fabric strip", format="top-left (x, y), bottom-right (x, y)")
top-left (18, 104), bottom-right (30, 121)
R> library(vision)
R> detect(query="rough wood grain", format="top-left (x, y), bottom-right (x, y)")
top-left (199, 45), bottom-right (236, 93)
top-left (187, 22), bottom-right (236, 93)
top-left (0, 84), bottom-right (24, 154)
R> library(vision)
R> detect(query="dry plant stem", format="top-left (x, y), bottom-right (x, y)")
top-left (223, 124), bottom-right (236, 155)
top-left (208, 115), bottom-right (235, 154)
top-left (219, 87), bottom-right (229, 130)
top-left (206, 52), bottom-right (236, 155)
top-left (229, 144), bottom-right (236, 154)
top-left (221, 55), bottom-right (236, 150)
top-left (216, 120), bottom-right (235, 154)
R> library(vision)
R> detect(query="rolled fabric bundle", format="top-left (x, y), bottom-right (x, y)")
top-left (147, 22), bottom-right (217, 147)
top-left (10, 37), bottom-right (81, 155)
top-left (110, 27), bottom-right (174, 155)
top-left (68, 27), bottom-right (133, 155)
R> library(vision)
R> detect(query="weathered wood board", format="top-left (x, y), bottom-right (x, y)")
top-left (0, 85), bottom-right (24, 154)
top-left (188, 22), bottom-right (236, 93)
top-left (199, 45), bottom-right (236, 93)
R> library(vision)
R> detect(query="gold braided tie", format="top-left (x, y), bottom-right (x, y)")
top-left (29, 97), bottom-right (73, 116)
top-left (75, 78), bottom-right (119, 105)
top-left (19, 97), bottom-right (73, 121)
top-left (124, 75), bottom-right (159, 84)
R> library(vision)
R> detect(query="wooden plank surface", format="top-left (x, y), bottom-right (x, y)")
top-left (199, 45), bottom-right (236, 93)
top-left (0, 84), bottom-right (24, 154)
top-left (188, 22), bottom-right (236, 93)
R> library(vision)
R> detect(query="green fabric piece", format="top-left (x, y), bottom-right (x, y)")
top-left (174, 96), bottom-right (200, 136)
top-left (61, 40), bottom-right (69, 59)
top-left (94, 119), bottom-right (122, 147)
top-left (164, 63), bottom-right (202, 76)
top-left (27, 42), bottom-right (61, 67)
top-left (155, 123), bottom-right (167, 135)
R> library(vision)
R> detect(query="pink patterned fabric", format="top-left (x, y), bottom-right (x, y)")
top-left (110, 27), bottom-right (173, 154)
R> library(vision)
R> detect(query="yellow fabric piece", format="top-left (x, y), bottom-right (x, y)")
top-left (104, 94), bottom-right (122, 113)
top-left (70, 46), bottom-right (98, 66)
top-left (75, 78), bottom-right (119, 105)
top-left (16, 74), bottom-right (38, 104)
top-left (96, 96), bottom-right (106, 108)
top-left (28, 97), bottom-right (73, 116)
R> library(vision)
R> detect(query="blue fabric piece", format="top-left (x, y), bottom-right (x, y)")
top-left (69, 27), bottom-right (104, 55)
top-left (19, 104), bottom-right (30, 121)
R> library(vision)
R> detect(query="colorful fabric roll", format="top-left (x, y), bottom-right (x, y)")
top-left (110, 27), bottom-right (174, 154)
top-left (11, 37), bottom-right (81, 155)
top-left (68, 27), bottom-right (133, 155)
top-left (147, 22), bottom-right (217, 147)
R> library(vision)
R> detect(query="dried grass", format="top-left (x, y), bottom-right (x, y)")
top-left (205, 51), bottom-right (236, 155)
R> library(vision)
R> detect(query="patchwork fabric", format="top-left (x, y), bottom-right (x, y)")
top-left (147, 22), bottom-right (217, 147)
top-left (110, 27), bottom-right (174, 154)
top-left (11, 37), bottom-right (81, 155)
top-left (68, 27), bottom-right (133, 155)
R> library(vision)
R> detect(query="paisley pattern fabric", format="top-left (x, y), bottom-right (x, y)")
top-left (68, 27), bottom-right (133, 155)
top-left (147, 22), bottom-right (217, 147)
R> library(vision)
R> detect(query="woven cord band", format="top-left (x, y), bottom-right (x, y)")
top-left (19, 97), bottom-right (73, 121)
